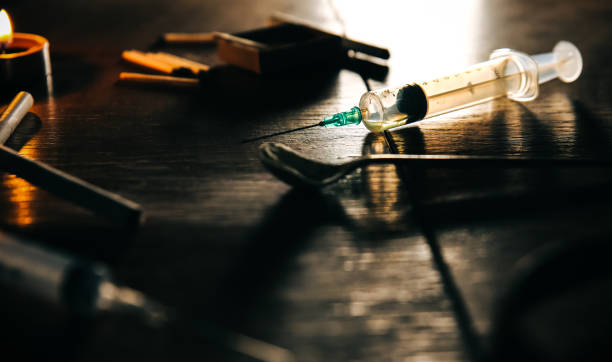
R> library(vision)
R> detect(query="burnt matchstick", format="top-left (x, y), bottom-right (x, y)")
top-left (0, 92), bottom-right (143, 225)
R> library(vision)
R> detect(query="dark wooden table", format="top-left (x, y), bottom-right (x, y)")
top-left (2, 0), bottom-right (612, 361)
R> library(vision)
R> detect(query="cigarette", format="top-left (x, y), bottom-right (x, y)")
top-left (119, 72), bottom-right (199, 87)
top-left (122, 50), bottom-right (175, 74)
top-left (161, 32), bottom-right (216, 44)
top-left (0, 91), bottom-right (33, 145)
top-left (0, 144), bottom-right (143, 225)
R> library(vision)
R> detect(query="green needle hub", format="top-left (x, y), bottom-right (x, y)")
top-left (320, 107), bottom-right (362, 128)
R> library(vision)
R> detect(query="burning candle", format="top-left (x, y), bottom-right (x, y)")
top-left (0, 10), bottom-right (13, 50)
top-left (0, 9), bottom-right (52, 95)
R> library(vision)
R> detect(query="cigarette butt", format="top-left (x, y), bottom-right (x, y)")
top-left (119, 72), bottom-right (199, 87)
top-left (0, 91), bottom-right (34, 145)
top-left (0, 144), bottom-right (143, 225)
top-left (162, 32), bottom-right (216, 44)
top-left (148, 52), bottom-right (210, 73)
top-left (122, 50), bottom-right (174, 74)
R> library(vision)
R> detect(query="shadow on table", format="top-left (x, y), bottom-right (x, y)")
top-left (207, 188), bottom-right (351, 326)
top-left (367, 101), bottom-right (612, 230)
top-left (49, 52), bottom-right (101, 98)
top-left (201, 64), bottom-right (342, 111)
top-left (485, 100), bottom-right (612, 362)
top-left (0, 285), bottom-right (93, 362)
top-left (0, 53), bottom-right (100, 102)
top-left (379, 98), bottom-right (612, 362)
top-left (490, 238), bottom-right (612, 362)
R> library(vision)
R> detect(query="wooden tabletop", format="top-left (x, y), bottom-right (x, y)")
top-left (2, 0), bottom-right (612, 361)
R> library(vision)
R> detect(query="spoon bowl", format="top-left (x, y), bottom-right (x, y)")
top-left (259, 142), bottom-right (349, 188)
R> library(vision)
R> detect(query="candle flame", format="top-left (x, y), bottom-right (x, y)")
top-left (0, 9), bottom-right (13, 46)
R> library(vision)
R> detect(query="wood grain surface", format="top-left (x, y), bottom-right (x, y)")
top-left (1, 0), bottom-right (612, 361)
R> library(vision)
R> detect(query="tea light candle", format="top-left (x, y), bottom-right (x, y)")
top-left (0, 9), bottom-right (52, 94)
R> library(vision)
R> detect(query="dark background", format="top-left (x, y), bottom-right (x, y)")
top-left (1, 0), bottom-right (612, 360)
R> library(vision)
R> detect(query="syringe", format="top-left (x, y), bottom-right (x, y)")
top-left (0, 230), bottom-right (294, 362)
top-left (321, 41), bottom-right (582, 132)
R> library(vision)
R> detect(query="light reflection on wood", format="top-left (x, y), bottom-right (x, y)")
top-left (362, 134), bottom-right (405, 230)
top-left (524, 92), bottom-right (576, 156)
top-left (414, 101), bottom-right (504, 154)
top-left (2, 141), bottom-right (40, 226)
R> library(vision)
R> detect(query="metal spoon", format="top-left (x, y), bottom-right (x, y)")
top-left (258, 142), bottom-right (612, 188)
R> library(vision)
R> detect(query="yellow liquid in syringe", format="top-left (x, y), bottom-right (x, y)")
top-left (419, 58), bottom-right (522, 118)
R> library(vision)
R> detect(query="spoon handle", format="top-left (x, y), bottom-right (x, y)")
top-left (352, 154), bottom-right (612, 169)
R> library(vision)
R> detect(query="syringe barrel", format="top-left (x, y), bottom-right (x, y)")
top-left (0, 230), bottom-right (74, 305)
top-left (358, 41), bottom-right (582, 133)
top-left (0, 230), bottom-right (111, 315)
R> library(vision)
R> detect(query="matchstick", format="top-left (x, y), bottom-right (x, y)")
top-left (122, 50), bottom-right (175, 74)
top-left (119, 72), bottom-right (199, 87)
top-left (0, 144), bottom-right (143, 225)
top-left (161, 32), bottom-right (216, 44)
top-left (0, 92), bottom-right (33, 144)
